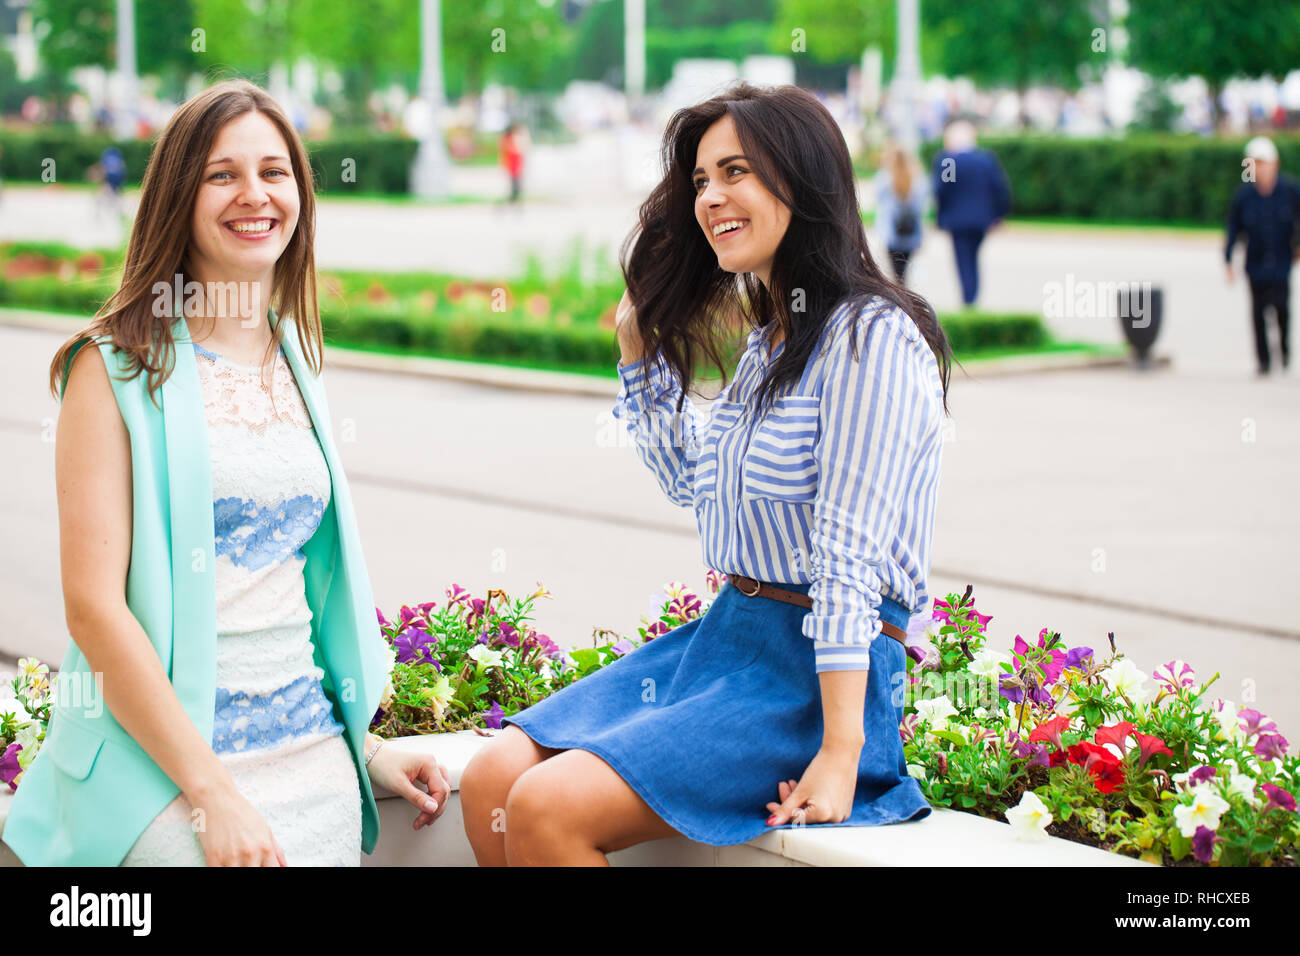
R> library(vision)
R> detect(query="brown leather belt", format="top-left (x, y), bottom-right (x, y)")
top-left (727, 574), bottom-right (908, 646)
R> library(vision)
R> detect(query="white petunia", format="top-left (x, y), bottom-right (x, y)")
top-left (1005, 791), bottom-right (1053, 841)
top-left (906, 763), bottom-right (927, 782)
top-left (969, 647), bottom-right (1011, 679)
top-left (1209, 699), bottom-right (1247, 744)
top-left (914, 694), bottom-right (958, 732)
top-left (1099, 658), bottom-right (1152, 705)
top-left (467, 645), bottom-right (505, 670)
top-left (1173, 785), bottom-right (1230, 837)
top-left (1227, 773), bottom-right (1260, 807)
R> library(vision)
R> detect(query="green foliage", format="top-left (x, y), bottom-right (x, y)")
top-left (1124, 0), bottom-right (1300, 92)
top-left (923, 0), bottom-right (1100, 92)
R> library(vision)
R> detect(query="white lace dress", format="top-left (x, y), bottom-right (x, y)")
top-left (120, 340), bottom-right (363, 866)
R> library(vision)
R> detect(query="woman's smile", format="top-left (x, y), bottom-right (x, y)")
top-left (711, 217), bottom-right (750, 242)
top-left (223, 217), bottom-right (278, 240)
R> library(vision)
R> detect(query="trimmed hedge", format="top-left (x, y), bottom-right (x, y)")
top-left (899, 133), bottom-right (1300, 228)
top-left (0, 243), bottom-right (1049, 374)
top-left (0, 129), bottom-right (419, 194)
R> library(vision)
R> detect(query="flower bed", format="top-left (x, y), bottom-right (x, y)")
top-left (4, 579), bottom-right (1294, 866)
top-left (0, 240), bottom-right (1065, 378)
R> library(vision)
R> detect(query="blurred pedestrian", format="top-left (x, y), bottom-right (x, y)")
top-left (874, 142), bottom-right (928, 286)
top-left (499, 122), bottom-right (529, 205)
top-left (1225, 136), bottom-right (1300, 375)
top-left (94, 145), bottom-right (128, 227)
top-left (931, 120), bottom-right (1011, 306)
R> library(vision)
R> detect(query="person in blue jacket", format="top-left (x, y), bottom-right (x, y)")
top-left (1225, 136), bottom-right (1300, 375)
top-left (931, 119), bottom-right (1011, 306)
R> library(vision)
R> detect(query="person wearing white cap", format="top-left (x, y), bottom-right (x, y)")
top-left (1225, 136), bottom-right (1300, 375)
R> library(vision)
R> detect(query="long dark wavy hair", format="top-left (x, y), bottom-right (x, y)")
top-left (621, 82), bottom-right (954, 414)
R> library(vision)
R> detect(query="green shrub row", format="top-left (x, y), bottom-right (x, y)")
top-left (0, 129), bottom-right (419, 194)
top-left (0, 238), bottom-right (1049, 373)
top-left (911, 133), bottom-right (1300, 227)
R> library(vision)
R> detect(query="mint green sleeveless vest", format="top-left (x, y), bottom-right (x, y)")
top-left (0, 311), bottom-right (392, 866)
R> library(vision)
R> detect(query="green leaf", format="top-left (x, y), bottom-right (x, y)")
top-left (931, 730), bottom-right (967, 747)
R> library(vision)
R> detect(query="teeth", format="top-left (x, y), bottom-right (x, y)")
top-left (229, 220), bottom-right (273, 233)
top-left (712, 219), bottom-right (747, 237)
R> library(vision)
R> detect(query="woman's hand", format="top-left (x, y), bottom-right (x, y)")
top-left (366, 744), bottom-right (453, 831)
top-left (764, 741), bottom-right (863, 827)
top-left (615, 288), bottom-right (645, 366)
top-left (192, 783), bottom-right (288, 866)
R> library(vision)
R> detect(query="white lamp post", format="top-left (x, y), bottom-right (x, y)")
top-left (411, 0), bottom-right (452, 199)
top-left (114, 0), bottom-right (138, 140)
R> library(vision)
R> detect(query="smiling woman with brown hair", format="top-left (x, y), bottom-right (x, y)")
top-left (460, 82), bottom-right (953, 866)
top-left (2, 79), bottom-right (448, 867)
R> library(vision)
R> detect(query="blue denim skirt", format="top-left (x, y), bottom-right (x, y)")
top-left (502, 580), bottom-right (932, 846)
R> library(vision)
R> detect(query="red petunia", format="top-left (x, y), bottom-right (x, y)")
top-left (1132, 732), bottom-right (1173, 769)
top-left (1029, 715), bottom-right (1071, 751)
top-left (1094, 720), bottom-right (1136, 756)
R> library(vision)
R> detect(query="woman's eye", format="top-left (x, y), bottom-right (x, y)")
top-left (693, 177), bottom-right (706, 192)
top-left (265, 168), bottom-right (288, 178)
top-left (209, 171), bottom-right (232, 181)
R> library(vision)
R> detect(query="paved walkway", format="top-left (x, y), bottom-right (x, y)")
top-left (2, 319), bottom-right (1297, 741)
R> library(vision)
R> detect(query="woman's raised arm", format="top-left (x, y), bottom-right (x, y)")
top-left (612, 290), bottom-right (710, 508)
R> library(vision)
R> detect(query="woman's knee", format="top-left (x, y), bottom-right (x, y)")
top-left (461, 726), bottom-right (549, 812)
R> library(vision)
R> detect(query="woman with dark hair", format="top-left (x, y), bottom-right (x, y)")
top-left (461, 82), bottom-right (953, 865)
top-left (3, 79), bottom-right (449, 867)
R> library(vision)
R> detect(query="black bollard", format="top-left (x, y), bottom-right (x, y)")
top-left (1117, 285), bottom-right (1162, 369)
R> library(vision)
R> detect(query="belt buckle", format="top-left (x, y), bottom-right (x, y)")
top-left (735, 576), bottom-right (761, 597)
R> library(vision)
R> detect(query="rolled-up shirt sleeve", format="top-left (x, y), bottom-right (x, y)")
top-left (803, 308), bottom-right (941, 674)
top-left (613, 355), bottom-right (708, 509)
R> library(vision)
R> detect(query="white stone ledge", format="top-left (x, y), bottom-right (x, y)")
top-left (0, 730), bottom-right (1153, 867)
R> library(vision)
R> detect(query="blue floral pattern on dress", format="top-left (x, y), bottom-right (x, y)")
top-left (212, 674), bottom-right (346, 754)
top-left (213, 495), bottom-right (326, 572)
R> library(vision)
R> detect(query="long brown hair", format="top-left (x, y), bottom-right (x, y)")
top-left (621, 82), bottom-right (952, 415)
top-left (884, 142), bottom-right (915, 200)
top-left (47, 78), bottom-right (323, 408)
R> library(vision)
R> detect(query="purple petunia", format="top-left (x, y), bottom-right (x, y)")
top-left (534, 633), bottom-right (563, 659)
top-left (1237, 708), bottom-right (1278, 740)
top-left (610, 639), bottom-right (635, 657)
top-left (392, 626), bottom-right (437, 666)
top-left (1252, 733), bottom-right (1290, 762)
top-left (1063, 646), bottom-right (1095, 672)
top-left (0, 742), bottom-right (23, 791)
top-left (1192, 825), bottom-right (1222, 864)
top-left (497, 623), bottom-right (520, 648)
top-left (1262, 783), bottom-right (1297, 814)
top-left (483, 701), bottom-right (505, 730)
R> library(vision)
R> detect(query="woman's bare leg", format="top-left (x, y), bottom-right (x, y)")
top-left (460, 725), bottom-right (562, 866)
top-left (503, 748), bottom-right (682, 866)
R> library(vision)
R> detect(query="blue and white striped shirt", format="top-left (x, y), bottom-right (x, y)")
top-left (614, 295), bottom-right (945, 674)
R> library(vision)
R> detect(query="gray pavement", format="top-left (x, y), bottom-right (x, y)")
top-left (2, 319), bottom-right (1297, 743)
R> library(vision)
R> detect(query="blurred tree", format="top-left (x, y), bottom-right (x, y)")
top-left (1123, 0), bottom-right (1300, 130)
top-left (769, 0), bottom-right (894, 67)
top-left (922, 0), bottom-right (1096, 125)
top-left (191, 0), bottom-right (310, 84)
top-left (31, 0), bottom-right (113, 83)
top-left (32, 0), bottom-right (200, 116)
top-left (441, 0), bottom-right (574, 99)
top-left (1131, 78), bottom-right (1181, 133)
top-left (138, 0), bottom-right (200, 101)
top-left (295, 0), bottom-right (418, 126)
